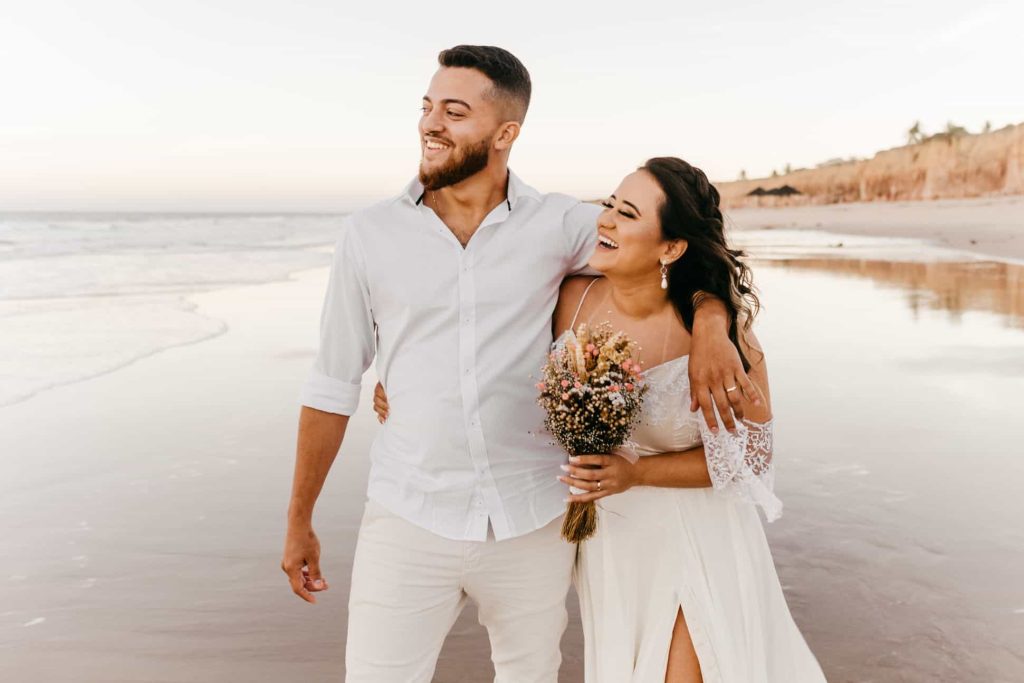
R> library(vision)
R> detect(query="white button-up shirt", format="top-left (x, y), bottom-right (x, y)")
top-left (300, 171), bottom-right (600, 541)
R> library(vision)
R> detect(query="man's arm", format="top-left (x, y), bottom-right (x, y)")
top-left (282, 220), bottom-right (375, 604)
top-left (690, 298), bottom-right (760, 433)
top-left (562, 200), bottom-right (601, 276)
top-left (282, 408), bottom-right (348, 604)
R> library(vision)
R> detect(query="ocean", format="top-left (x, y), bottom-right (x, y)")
top-left (0, 213), bottom-right (341, 406)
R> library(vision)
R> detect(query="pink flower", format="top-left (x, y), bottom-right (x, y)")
top-left (561, 379), bottom-right (570, 388)
top-left (574, 382), bottom-right (582, 389)
top-left (536, 382), bottom-right (546, 391)
top-left (561, 392), bottom-right (570, 400)
top-left (609, 385), bottom-right (620, 392)
top-left (625, 383), bottom-right (634, 391)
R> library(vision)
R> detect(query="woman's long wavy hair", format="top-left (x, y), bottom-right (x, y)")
top-left (641, 157), bottom-right (761, 371)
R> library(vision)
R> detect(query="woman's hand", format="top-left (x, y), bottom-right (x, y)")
top-left (558, 454), bottom-right (641, 504)
top-left (372, 382), bottom-right (389, 423)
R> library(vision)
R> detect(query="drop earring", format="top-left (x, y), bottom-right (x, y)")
top-left (660, 261), bottom-right (669, 290)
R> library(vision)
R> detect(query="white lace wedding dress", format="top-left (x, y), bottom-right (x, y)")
top-left (562, 330), bottom-right (827, 682)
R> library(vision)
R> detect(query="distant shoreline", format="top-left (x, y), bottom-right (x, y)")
top-left (0, 210), bottom-right (348, 218)
top-left (727, 195), bottom-right (1024, 264)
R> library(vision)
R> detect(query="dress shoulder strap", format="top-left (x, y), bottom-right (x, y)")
top-left (569, 278), bottom-right (601, 331)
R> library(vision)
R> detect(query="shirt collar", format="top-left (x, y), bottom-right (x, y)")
top-left (403, 168), bottom-right (541, 209)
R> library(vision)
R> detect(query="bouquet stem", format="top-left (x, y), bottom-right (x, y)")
top-left (561, 501), bottom-right (598, 543)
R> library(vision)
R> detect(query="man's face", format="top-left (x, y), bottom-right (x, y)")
top-left (418, 67), bottom-right (503, 190)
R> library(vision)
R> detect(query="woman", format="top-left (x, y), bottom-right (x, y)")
top-left (553, 157), bottom-right (825, 682)
top-left (375, 157), bottom-right (826, 682)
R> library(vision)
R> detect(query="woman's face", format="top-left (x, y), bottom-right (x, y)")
top-left (588, 170), bottom-right (683, 279)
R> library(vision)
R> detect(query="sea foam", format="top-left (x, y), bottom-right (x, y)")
top-left (0, 213), bottom-right (340, 406)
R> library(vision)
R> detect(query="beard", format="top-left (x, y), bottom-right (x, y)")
top-left (419, 136), bottom-right (492, 191)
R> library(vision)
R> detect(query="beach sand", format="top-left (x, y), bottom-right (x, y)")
top-left (3, 229), bottom-right (1024, 681)
top-left (0, 269), bottom-right (358, 680)
top-left (0, 267), bottom-right (580, 682)
top-left (728, 195), bottom-right (1024, 263)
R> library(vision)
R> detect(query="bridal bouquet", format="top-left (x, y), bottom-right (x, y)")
top-left (537, 323), bottom-right (648, 542)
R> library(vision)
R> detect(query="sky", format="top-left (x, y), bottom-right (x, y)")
top-left (1, 0), bottom-right (1022, 211)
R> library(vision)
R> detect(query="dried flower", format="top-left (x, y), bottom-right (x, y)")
top-left (537, 322), bottom-right (648, 542)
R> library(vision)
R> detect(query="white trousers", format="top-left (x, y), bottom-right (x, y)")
top-left (345, 498), bottom-right (576, 683)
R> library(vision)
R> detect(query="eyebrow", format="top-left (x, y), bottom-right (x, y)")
top-left (610, 195), bottom-right (642, 216)
top-left (422, 96), bottom-right (472, 110)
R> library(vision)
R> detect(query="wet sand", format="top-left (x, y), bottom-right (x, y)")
top-left (750, 259), bottom-right (1024, 682)
top-left (0, 268), bottom-right (577, 682)
top-left (3, 238), bottom-right (1024, 681)
top-left (729, 195), bottom-right (1024, 263)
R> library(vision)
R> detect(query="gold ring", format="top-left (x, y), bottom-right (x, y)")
top-left (597, 480), bottom-right (602, 491)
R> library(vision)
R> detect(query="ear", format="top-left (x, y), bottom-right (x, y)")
top-left (661, 239), bottom-right (688, 265)
top-left (493, 121), bottom-right (521, 151)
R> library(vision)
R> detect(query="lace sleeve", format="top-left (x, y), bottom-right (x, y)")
top-left (698, 412), bottom-right (783, 522)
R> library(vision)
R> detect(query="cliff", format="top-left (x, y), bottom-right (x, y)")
top-left (718, 123), bottom-right (1024, 209)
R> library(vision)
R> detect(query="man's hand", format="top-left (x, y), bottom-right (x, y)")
top-left (558, 454), bottom-right (640, 504)
top-left (281, 523), bottom-right (329, 604)
top-left (689, 303), bottom-right (759, 433)
top-left (373, 382), bottom-right (389, 423)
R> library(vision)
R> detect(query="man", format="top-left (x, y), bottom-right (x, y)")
top-left (282, 45), bottom-right (752, 682)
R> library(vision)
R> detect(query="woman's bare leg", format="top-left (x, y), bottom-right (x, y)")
top-left (665, 607), bottom-right (703, 683)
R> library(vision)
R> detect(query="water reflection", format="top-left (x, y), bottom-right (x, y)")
top-left (738, 237), bottom-right (1024, 682)
top-left (756, 258), bottom-right (1024, 328)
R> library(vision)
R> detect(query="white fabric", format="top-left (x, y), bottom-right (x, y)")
top-left (574, 353), bottom-right (827, 682)
top-left (346, 498), bottom-right (575, 683)
top-left (299, 171), bottom-right (600, 541)
top-left (699, 413), bottom-right (783, 521)
top-left (555, 328), bottom-right (782, 520)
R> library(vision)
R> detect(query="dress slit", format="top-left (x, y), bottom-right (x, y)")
top-left (671, 586), bottom-right (722, 683)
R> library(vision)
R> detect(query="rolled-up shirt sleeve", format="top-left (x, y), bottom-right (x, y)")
top-left (562, 201), bottom-right (601, 276)
top-left (299, 218), bottom-right (375, 416)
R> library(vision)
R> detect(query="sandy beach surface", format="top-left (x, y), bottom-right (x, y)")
top-left (728, 195), bottom-right (1024, 263)
top-left (0, 266), bottom-right (584, 682)
top-left (2, 214), bottom-right (1024, 682)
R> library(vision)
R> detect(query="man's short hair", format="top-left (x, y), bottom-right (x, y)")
top-left (437, 45), bottom-right (531, 122)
